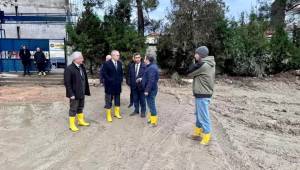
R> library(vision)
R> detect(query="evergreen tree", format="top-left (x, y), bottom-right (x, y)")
top-left (157, 0), bottom-right (226, 73)
top-left (134, 0), bottom-right (159, 35)
top-left (66, 3), bottom-right (105, 74)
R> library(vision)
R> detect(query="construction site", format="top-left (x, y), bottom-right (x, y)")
top-left (0, 73), bottom-right (299, 169)
top-left (1, 0), bottom-right (300, 170)
top-left (0, 0), bottom-right (80, 72)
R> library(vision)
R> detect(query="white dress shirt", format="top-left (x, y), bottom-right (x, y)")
top-left (135, 63), bottom-right (140, 77)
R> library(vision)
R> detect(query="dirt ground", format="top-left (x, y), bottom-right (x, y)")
top-left (0, 76), bottom-right (299, 170)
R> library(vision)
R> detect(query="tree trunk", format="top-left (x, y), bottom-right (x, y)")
top-left (271, 0), bottom-right (287, 29)
top-left (136, 0), bottom-right (144, 36)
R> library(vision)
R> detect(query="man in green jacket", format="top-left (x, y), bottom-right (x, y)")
top-left (187, 46), bottom-right (215, 145)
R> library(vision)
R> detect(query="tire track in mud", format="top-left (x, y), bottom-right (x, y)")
top-left (158, 89), bottom-right (232, 170)
top-left (6, 103), bottom-right (81, 169)
top-left (162, 87), bottom-right (263, 170)
top-left (3, 84), bottom-right (286, 169)
top-left (211, 109), bottom-right (259, 170)
top-left (126, 93), bottom-right (188, 170)
top-left (211, 94), bottom-right (271, 170)
top-left (211, 79), bottom-right (300, 170)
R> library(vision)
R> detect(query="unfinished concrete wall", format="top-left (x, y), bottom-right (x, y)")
top-left (0, 0), bottom-right (68, 39)
top-left (16, 0), bottom-right (67, 9)
top-left (3, 24), bottom-right (66, 39)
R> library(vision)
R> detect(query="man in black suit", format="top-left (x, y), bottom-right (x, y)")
top-left (34, 47), bottom-right (47, 76)
top-left (128, 53), bottom-right (146, 117)
top-left (64, 51), bottom-right (91, 132)
top-left (102, 50), bottom-right (123, 122)
top-left (19, 45), bottom-right (31, 76)
top-left (126, 57), bottom-right (135, 108)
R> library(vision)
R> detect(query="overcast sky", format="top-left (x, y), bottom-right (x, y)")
top-left (101, 0), bottom-right (260, 20)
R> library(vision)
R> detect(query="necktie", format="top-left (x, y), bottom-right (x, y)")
top-left (114, 61), bottom-right (117, 70)
top-left (79, 66), bottom-right (83, 77)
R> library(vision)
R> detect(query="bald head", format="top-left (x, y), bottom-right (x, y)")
top-left (106, 55), bottom-right (112, 61)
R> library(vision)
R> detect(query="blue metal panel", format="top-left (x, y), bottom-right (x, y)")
top-left (15, 60), bottom-right (24, 71)
top-left (1, 59), bottom-right (14, 72)
top-left (0, 39), bottom-right (49, 51)
top-left (3, 15), bottom-right (66, 22)
top-left (0, 59), bottom-right (53, 72)
top-left (0, 39), bottom-right (65, 72)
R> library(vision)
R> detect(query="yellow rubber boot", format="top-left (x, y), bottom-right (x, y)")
top-left (191, 127), bottom-right (203, 140)
top-left (69, 117), bottom-right (79, 132)
top-left (77, 113), bottom-right (90, 126)
top-left (150, 116), bottom-right (158, 126)
top-left (147, 112), bottom-right (151, 124)
top-left (200, 133), bottom-right (211, 145)
top-left (114, 106), bottom-right (122, 119)
top-left (106, 109), bottom-right (113, 122)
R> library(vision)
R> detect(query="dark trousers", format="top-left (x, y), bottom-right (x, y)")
top-left (22, 61), bottom-right (31, 75)
top-left (69, 97), bottom-right (85, 117)
top-left (129, 91), bottom-right (133, 106)
top-left (146, 89), bottom-right (158, 116)
top-left (105, 93), bottom-right (120, 109)
top-left (37, 63), bottom-right (45, 72)
top-left (132, 88), bottom-right (146, 114)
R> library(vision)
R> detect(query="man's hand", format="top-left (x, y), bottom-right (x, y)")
top-left (144, 92), bottom-right (149, 96)
top-left (136, 78), bottom-right (142, 83)
top-left (70, 96), bottom-right (75, 100)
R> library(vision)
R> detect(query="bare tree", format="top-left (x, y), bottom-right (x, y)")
top-left (133, 0), bottom-right (159, 35)
top-left (82, 0), bottom-right (104, 8)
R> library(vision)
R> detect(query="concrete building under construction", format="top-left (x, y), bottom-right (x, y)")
top-left (0, 0), bottom-right (80, 39)
top-left (0, 0), bottom-right (81, 72)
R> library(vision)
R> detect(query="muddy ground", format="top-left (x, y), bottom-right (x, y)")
top-left (0, 76), bottom-right (299, 170)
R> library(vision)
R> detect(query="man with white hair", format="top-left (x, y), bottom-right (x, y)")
top-left (64, 51), bottom-right (91, 132)
top-left (102, 50), bottom-right (123, 122)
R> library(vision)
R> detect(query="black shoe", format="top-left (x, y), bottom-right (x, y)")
top-left (130, 112), bottom-right (139, 116)
top-left (141, 113), bottom-right (146, 118)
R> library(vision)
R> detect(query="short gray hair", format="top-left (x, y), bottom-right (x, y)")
top-left (71, 51), bottom-right (83, 61)
top-left (111, 50), bottom-right (119, 56)
top-left (145, 54), bottom-right (155, 63)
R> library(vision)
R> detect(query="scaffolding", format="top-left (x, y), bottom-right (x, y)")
top-left (0, 1), bottom-right (79, 69)
top-left (0, 0), bottom-right (81, 25)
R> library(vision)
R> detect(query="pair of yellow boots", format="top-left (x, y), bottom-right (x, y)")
top-left (192, 127), bottom-right (211, 145)
top-left (147, 113), bottom-right (158, 126)
top-left (106, 106), bottom-right (122, 122)
top-left (69, 113), bottom-right (90, 132)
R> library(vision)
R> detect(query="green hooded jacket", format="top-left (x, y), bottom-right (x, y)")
top-left (188, 56), bottom-right (216, 98)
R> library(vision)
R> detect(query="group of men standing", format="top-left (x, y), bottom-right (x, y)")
top-left (64, 50), bottom-right (160, 133)
top-left (127, 53), bottom-right (160, 125)
top-left (64, 46), bottom-right (215, 145)
top-left (19, 45), bottom-right (47, 76)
